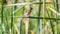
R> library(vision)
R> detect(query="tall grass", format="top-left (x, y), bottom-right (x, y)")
top-left (0, 0), bottom-right (60, 34)
top-left (55, 0), bottom-right (59, 34)
top-left (1, 0), bottom-right (4, 34)
top-left (38, 0), bottom-right (42, 34)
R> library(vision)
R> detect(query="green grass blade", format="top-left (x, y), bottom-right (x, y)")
top-left (1, 0), bottom-right (4, 34)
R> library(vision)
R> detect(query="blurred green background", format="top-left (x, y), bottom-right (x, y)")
top-left (0, 0), bottom-right (60, 34)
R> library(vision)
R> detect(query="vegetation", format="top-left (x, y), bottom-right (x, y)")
top-left (0, 0), bottom-right (60, 34)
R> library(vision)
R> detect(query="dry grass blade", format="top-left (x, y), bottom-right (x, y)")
top-left (47, 7), bottom-right (60, 16)
top-left (5, 2), bottom-right (40, 6)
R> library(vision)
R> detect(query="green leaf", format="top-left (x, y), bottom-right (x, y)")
top-left (14, 6), bottom-right (24, 16)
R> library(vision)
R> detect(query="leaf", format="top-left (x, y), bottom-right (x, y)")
top-left (14, 6), bottom-right (24, 16)
top-left (4, 2), bottom-right (40, 6)
top-left (47, 7), bottom-right (60, 16)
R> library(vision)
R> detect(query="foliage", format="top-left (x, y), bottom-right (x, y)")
top-left (0, 0), bottom-right (60, 34)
